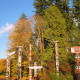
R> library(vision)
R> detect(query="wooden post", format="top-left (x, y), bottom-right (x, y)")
top-left (34, 62), bottom-right (37, 80)
top-left (54, 41), bottom-right (59, 76)
top-left (29, 62), bottom-right (42, 80)
top-left (9, 54), bottom-right (11, 79)
top-left (17, 46), bottom-right (22, 79)
top-left (2, 51), bottom-right (15, 80)
top-left (29, 44), bottom-right (32, 80)
top-left (71, 46), bottom-right (80, 79)
top-left (6, 55), bottom-right (9, 80)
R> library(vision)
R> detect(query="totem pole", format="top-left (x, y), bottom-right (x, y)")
top-left (17, 46), bottom-right (22, 79)
top-left (54, 41), bottom-right (59, 76)
top-left (29, 62), bottom-right (42, 80)
top-left (29, 44), bottom-right (32, 80)
top-left (2, 51), bottom-right (15, 80)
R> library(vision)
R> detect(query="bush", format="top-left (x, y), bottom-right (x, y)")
top-left (0, 75), bottom-right (6, 80)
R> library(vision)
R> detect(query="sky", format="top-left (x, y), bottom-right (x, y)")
top-left (0, 0), bottom-right (73, 59)
top-left (0, 0), bottom-right (35, 59)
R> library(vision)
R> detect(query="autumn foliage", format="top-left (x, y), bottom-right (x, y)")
top-left (0, 59), bottom-right (6, 75)
top-left (0, 0), bottom-right (78, 78)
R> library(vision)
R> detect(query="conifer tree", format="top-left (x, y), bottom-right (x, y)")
top-left (72, 0), bottom-right (80, 45)
top-left (33, 0), bottom-right (75, 79)
top-left (72, 0), bottom-right (80, 21)
top-left (34, 0), bottom-right (53, 16)
top-left (34, 0), bottom-right (76, 46)
top-left (40, 5), bottom-right (73, 80)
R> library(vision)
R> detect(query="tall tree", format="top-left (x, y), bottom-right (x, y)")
top-left (33, 0), bottom-right (75, 79)
top-left (72, 0), bottom-right (80, 21)
top-left (33, 14), bottom-right (44, 52)
top-left (40, 5), bottom-right (73, 80)
top-left (8, 13), bottom-right (33, 77)
top-left (72, 0), bottom-right (80, 45)
top-left (0, 59), bottom-right (6, 75)
top-left (34, 0), bottom-right (77, 47)
top-left (33, 0), bottom-right (54, 53)
top-left (8, 13), bottom-right (32, 54)
top-left (34, 0), bottom-right (53, 16)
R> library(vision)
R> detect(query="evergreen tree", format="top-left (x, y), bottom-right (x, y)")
top-left (72, 0), bottom-right (80, 45)
top-left (40, 5), bottom-right (73, 80)
top-left (34, 0), bottom-right (53, 16)
top-left (33, 0), bottom-right (54, 52)
top-left (34, 0), bottom-right (76, 46)
top-left (72, 0), bottom-right (80, 21)
top-left (20, 12), bottom-right (27, 19)
top-left (33, 0), bottom-right (75, 79)
top-left (54, 0), bottom-right (75, 42)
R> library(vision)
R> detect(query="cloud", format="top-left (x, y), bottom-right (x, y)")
top-left (0, 23), bottom-right (14, 35)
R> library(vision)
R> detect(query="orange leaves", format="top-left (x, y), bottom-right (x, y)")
top-left (0, 59), bottom-right (7, 73)
top-left (47, 59), bottom-right (55, 73)
top-left (8, 15), bottom-right (33, 77)
top-left (8, 17), bottom-right (33, 48)
top-left (0, 75), bottom-right (6, 80)
top-left (60, 61), bottom-right (71, 73)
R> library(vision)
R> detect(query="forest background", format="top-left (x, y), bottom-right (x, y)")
top-left (0, 0), bottom-right (80, 80)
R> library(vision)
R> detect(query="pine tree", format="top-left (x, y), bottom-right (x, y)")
top-left (34, 0), bottom-right (76, 46)
top-left (41, 5), bottom-right (73, 80)
top-left (20, 12), bottom-right (27, 19)
top-left (72, 0), bottom-right (80, 45)
top-left (34, 0), bottom-right (53, 16)
top-left (72, 0), bottom-right (80, 21)
top-left (33, 0), bottom-right (75, 79)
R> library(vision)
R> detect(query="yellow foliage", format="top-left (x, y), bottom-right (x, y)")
top-left (8, 18), bottom-right (33, 48)
top-left (19, 77), bottom-right (27, 80)
top-left (0, 75), bottom-right (6, 80)
top-left (8, 16), bottom-right (33, 77)
top-left (0, 59), bottom-right (6, 73)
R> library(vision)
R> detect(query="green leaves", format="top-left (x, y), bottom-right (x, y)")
top-left (44, 5), bottom-right (67, 45)
top-left (34, 0), bottom-right (53, 16)
top-left (41, 47), bottom-right (54, 64)
top-left (42, 5), bottom-right (74, 79)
